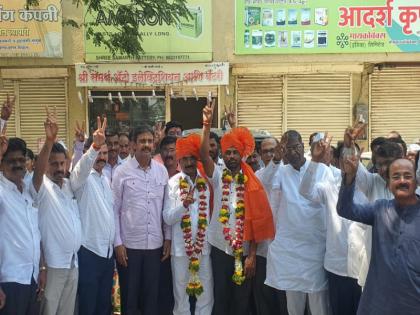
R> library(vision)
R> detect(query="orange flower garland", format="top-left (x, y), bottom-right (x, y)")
top-left (179, 176), bottom-right (208, 297)
top-left (219, 169), bottom-right (248, 285)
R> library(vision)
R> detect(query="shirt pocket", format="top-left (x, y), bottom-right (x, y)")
top-left (125, 179), bottom-right (147, 198)
top-left (149, 179), bottom-right (165, 199)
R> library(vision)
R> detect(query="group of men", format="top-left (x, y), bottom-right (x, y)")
top-left (1, 95), bottom-right (420, 315)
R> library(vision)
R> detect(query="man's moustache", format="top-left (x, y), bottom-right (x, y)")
top-left (12, 166), bottom-right (24, 172)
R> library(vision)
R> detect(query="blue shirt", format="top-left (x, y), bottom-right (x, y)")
top-left (337, 180), bottom-right (420, 315)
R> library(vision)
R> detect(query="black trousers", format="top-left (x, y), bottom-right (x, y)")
top-left (117, 247), bottom-right (161, 315)
top-left (252, 255), bottom-right (288, 315)
top-left (327, 271), bottom-right (361, 315)
top-left (158, 255), bottom-right (174, 315)
top-left (77, 246), bottom-right (114, 315)
top-left (0, 277), bottom-right (39, 315)
top-left (211, 247), bottom-right (252, 315)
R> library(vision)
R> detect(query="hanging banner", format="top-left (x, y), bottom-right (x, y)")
top-left (235, 0), bottom-right (420, 54)
top-left (0, 0), bottom-right (62, 58)
top-left (84, 0), bottom-right (212, 62)
top-left (75, 62), bottom-right (229, 87)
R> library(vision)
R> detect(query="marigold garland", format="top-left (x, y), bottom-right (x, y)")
top-left (179, 176), bottom-right (208, 297)
top-left (219, 169), bottom-right (248, 285)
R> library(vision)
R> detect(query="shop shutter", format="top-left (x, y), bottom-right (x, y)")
top-left (18, 79), bottom-right (67, 152)
top-left (370, 67), bottom-right (420, 144)
top-left (0, 80), bottom-right (17, 137)
top-left (285, 73), bottom-right (352, 147)
top-left (236, 75), bottom-right (283, 138)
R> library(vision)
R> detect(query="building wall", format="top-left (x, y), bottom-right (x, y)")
top-left (0, 2), bottom-right (86, 148)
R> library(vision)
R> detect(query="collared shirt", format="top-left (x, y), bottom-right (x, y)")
top-left (103, 157), bottom-right (123, 183)
top-left (338, 182), bottom-right (420, 315)
top-left (113, 157), bottom-right (170, 249)
top-left (300, 162), bottom-right (367, 278)
top-left (355, 163), bottom-right (394, 286)
top-left (36, 150), bottom-right (96, 269)
top-left (163, 171), bottom-right (211, 257)
top-left (266, 160), bottom-right (328, 293)
top-left (207, 166), bottom-right (249, 256)
top-left (72, 147), bottom-right (115, 259)
top-left (255, 160), bottom-right (280, 257)
top-left (0, 175), bottom-right (40, 285)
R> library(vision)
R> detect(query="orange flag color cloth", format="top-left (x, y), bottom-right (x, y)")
top-left (221, 127), bottom-right (275, 243)
top-left (176, 134), bottom-right (214, 217)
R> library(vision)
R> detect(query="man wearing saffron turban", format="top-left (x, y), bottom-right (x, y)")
top-left (199, 100), bottom-right (275, 315)
top-left (163, 134), bottom-right (214, 315)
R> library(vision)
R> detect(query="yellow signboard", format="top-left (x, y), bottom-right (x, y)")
top-left (0, 0), bottom-right (62, 58)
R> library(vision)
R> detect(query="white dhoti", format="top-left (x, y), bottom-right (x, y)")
top-left (171, 255), bottom-right (213, 315)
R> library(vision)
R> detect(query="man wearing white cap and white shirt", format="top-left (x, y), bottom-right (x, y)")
top-left (36, 117), bottom-right (107, 315)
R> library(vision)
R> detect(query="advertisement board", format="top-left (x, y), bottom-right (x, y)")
top-left (0, 0), bottom-right (62, 58)
top-left (84, 0), bottom-right (212, 62)
top-left (235, 0), bottom-right (420, 54)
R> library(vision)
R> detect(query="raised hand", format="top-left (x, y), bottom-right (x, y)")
top-left (44, 106), bottom-right (59, 142)
top-left (92, 116), bottom-right (107, 147)
top-left (153, 121), bottom-right (165, 145)
top-left (343, 147), bottom-right (363, 185)
top-left (0, 126), bottom-right (8, 161)
top-left (312, 132), bottom-right (333, 163)
top-left (74, 120), bottom-right (86, 142)
top-left (1, 94), bottom-right (15, 121)
top-left (224, 104), bottom-right (236, 128)
top-left (273, 138), bottom-right (284, 163)
top-left (344, 122), bottom-right (367, 148)
top-left (203, 98), bottom-right (215, 127)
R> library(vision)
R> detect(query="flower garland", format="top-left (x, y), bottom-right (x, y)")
top-left (179, 176), bottom-right (208, 297)
top-left (219, 169), bottom-right (248, 285)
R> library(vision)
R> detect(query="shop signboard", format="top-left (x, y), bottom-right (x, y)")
top-left (0, 0), bottom-right (62, 57)
top-left (75, 62), bottom-right (229, 87)
top-left (235, 0), bottom-right (420, 54)
top-left (84, 0), bottom-right (212, 62)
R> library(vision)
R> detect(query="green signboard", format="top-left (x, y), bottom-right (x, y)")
top-left (235, 0), bottom-right (420, 54)
top-left (85, 0), bottom-right (212, 62)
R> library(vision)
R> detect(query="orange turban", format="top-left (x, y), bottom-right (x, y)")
top-left (176, 134), bottom-right (201, 161)
top-left (221, 128), bottom-right (275, 243)
top-left (221, 127), bottom-right (255, 158)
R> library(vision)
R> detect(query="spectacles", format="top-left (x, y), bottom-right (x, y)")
top-left (286, 144), bottom-right (303, 152)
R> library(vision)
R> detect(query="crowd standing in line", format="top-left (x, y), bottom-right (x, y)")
top-left (1, 95), bottom-right (420, 315)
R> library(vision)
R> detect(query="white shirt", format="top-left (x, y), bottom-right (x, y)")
top-left (255, 160), bottom-right (280, 258)
top-left (163, 171), bottom-right (211, 257)
top-left (36, 152), bottom-right (96, 269)
top-left (72, 147), bottom-right (115, 259)
top-left (266, 160), bottom-right (328, 293)
top-left (0, 175), bottom-right (40, 285)
top-left (300, 162), bottom-right (367, 278)
top-left (355, 163), bottom-right (393, 286)
top-left (103, 157), bottom-right (123, 182)
top-left (208, 166), bottom-right (249, 256)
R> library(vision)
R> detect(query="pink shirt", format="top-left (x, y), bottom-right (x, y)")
top-left (112, 157), bottom-right (170, 249)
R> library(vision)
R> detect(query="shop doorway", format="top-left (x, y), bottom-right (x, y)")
top-left (170, 97), bottom-right (218, 130)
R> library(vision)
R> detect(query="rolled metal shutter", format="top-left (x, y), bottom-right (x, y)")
top-left (0, 80), bottom-right (17, 137)
top-left (370, 67), bottom-right (420, 144)
top-left (285, 73), bottom-right (352, 146)
top-left (236, 75), bottom-right (283, 138)
top-left (18, 79), bottom-right (68, 151)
